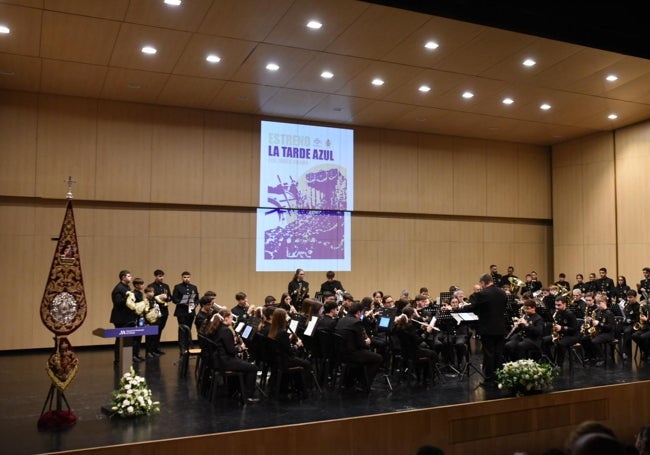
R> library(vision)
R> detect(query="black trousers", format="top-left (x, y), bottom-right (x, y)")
top-left (480, 334), bottom-right (505, 381)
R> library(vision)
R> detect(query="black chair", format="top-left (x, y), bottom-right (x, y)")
top-left (394, 330), bottom-right (438, 386)
top-left (257, 335), bottom-right (315, 399)
top-left (332, 332), bottom-right (371, 391)
top-left (197, 334), bottom-right (246, 405)
top-left (315, 329), bottom-right (338, 388)
top-left (603, 316), bottom-right (624, 367)
top-left (178, 324), bottom-right (201, 378)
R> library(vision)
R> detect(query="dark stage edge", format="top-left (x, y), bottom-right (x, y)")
top-left (3, 342), bottom-right (649, 455)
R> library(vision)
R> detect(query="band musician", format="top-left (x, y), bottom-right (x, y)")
top-left (288, 268), bottom-right (309, 311)
top-left (637, 267), bottom-right (650, 300)
top-left (542, 295), bottom-right (580, 369)
top-left (580, 294), bottom-right (615, 366)
top-left (505, 300), bottom-right (544, 361)
top-left (621, 290), bottom-right (640, 360)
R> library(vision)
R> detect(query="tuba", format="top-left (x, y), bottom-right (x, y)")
top-left (509, 276), bottom-right (526, 296)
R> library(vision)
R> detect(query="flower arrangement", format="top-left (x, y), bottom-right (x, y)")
top-left (110, 367), bottom-right (160, 417)
top-left (496, 359), bottom-right (558, 396)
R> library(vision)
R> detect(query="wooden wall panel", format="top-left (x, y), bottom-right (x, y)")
top-left (96, 101), bottom-right (154, 202)
top-left (518, 143), bottom-right (551, 219)
top-left (486, 142), bottom-right (518, 218)
top-left (0, 92), bottom-right (554, 349)
top-left (417, 134), bottom-right (454, 214)
top-left (452, 138), bottom-right (486, 216)
top-left (378, 130), bottom-right (419, 213)
top-left (203, 111), bottom-right (257, 207)
top-left (353, 127), bottom-right (382, 212)
top-left (0, 91), bottom-right (38, 196)
top-left (150, 106), bottom-right (204, 204)
top-left (36, 95), bottom-right (97, 199)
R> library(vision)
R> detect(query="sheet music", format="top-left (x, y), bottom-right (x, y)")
top-left (289, 319), bottom-right (299, 333)
top-left (235, 322), bottom-right (245, 333)
top-left (303, 316), bottom-right (318, 337)
top-left (459, 312), bottom-right (479, 321)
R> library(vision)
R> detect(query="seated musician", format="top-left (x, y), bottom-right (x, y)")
top-left (542, 295), bottom-right (580, 369)
top-left (194, 295), bottom-right (215, 334)
top-left (621, 290), bottom-right (640, 360)
top-left (268, 308), bottom-right (312, 395)
top-left (317, 300), bottom-right (339, 333)
top-left (505, 299), bottom-right (544, 361)
top-left (394, 306), bottom-right (438, 384)
top-left (205, 308), bottom-right (259, 403)
top-left (335, 302), bottom-right (383, 391)
top-left (438, 297), bottom-right (470, 369)
top-left (580, 294), bottom-right (615, 366)
top-left (278, 292), bottom-right (297, 315)
top-left (632, 295), bottom-right (650, 360)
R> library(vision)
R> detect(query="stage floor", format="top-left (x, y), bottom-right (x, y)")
top-left (3, 341), bottom-right (649, 455)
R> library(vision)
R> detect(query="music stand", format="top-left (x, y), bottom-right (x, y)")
top-left (435, 311), bottom-right (462, 376)
top-left (451, 313), bottom-right (485, 382)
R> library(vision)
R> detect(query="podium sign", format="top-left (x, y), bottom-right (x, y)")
top-left (93, 326), bottom-right (158, 375)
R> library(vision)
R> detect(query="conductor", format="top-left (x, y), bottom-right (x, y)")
top-left (457, 273), bottom-right (507, 385)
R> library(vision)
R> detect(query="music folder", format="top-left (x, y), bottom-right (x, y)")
top-left (303, 316), bottom-right (318, 337)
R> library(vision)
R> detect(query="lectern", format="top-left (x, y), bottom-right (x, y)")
top-left (93, 326), bottom-right (158, 375)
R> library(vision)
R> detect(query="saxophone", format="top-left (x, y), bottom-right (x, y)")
top-left (581, 310), bottom-right (598, 337)
top-left (552, 310), bottom-right (560, 344)
top-left (634, 302), bottom-right (647, 331)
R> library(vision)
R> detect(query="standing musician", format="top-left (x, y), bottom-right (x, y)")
top-left (319, 271), bottom-right (345, 297)
top-left (205, 308), bottom-right (259, 403)
top-left (573, 274), bottom-right (588, 293)
top-left (522, 274), bottom-right (535, 296)
top-left (505, 300), bottom-right (544, 361)
top-left (172, 271), bottom-right (199, 338)
top-left (597, 267), bottom-right (616, 298)
top-left (542, 295), bottom-right (580, 369)
top-left (580, 294), bottom-right (615, 366)
top-left (637, 267), bottom-right (650, 300)
top-left (288, 268), bottom-right (309, 311)
top-left (489, 265), bottom-right (502, 290)
top-left (148, 269), bottom-right (171, 356)
top-left (613, 276), bottom-right (631, 304)
top-left (621, 290), bottom-right (641, 360)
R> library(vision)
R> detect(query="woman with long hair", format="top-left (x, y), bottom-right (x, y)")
top-left (288, 268), bottom-right (309, 311)
top-left (267, 308), bottom-right (311, 397)
top-left (206, 308), bottom-right (259, 403)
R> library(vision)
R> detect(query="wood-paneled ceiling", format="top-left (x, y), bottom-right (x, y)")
top-left (1, 0), bottom-right (649, 146)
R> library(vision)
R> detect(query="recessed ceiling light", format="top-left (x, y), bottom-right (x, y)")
top-left (608, 113), bottom-right (618, 120)
top-left (415, 117), bottom-right (427, 122)
top-left (502, 97), bottom-right (514, 105)
top-left (266, 63), bottom-right (280, 71)
top-left (206, 54), bottom-right (221, 63)
top-left (141, 46), bottom-right (157, 55)
top-left (424, 41), bottom-right (439, 50)
top-left (306, 20), bottom-right (322, 29)
top-left (333, 107), bottom-right (343, 112)
top-left (540, 103), bottom-right (552, 110)
top-left (371, 78), bottom-right (384, 86)
top-left (462, 91), bottom-right (474, 99)
top-left (0, 69), bottom-right (15, 76)
top-left (127, 83), bottom-right (141, 89)
top-left (0, 25), bottom-right (10, 34)
top-left (418, 85), bottom-right (431, 93)
top-left (164, 0), bottom-right (182, 6)
top-left (522, 58), bottom-right (536, 67)
top-left (606, 74), bottom-right (618, 82)
top-left (320, 71), bottom-right (334, 79)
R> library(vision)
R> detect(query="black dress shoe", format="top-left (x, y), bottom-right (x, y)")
top-left (146, 352), bottom-right (157, 359)
top-left (132, 355), bottom-right (145, 363)
top-left (155, 349), bottom-right (165, 355)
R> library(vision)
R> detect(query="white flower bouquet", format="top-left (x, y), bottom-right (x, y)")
top-left (496, 359), bottom-right (558, 396)
top-left (111, 367), bottom-right (160, 417)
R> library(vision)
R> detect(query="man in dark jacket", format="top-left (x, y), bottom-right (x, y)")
top-left (110, 269), bottom-right (135, 365)
top-left (458, 273), bottom-right (507, 385)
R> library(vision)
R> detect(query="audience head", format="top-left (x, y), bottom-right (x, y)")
top-left (636, 426), bottom-right (650, 455)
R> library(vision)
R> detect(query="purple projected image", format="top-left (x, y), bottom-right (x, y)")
top-left (264, 210), bottom-right (345, 260)
top-left (263, 166), bottom-right (347, 260)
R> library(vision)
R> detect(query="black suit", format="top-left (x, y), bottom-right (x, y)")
top-left (149, 280), bottom-right (171, 353)
top-left (459, 283), bottom-right (507, 381)
top-left (172, 282), bottom-right (199, 332)
top-left (110, 281), bottom-right (136, 363)
top-left (213, 325), bottom-right (257, 399)
top-left (335, 314), bottom-right (382, 388)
